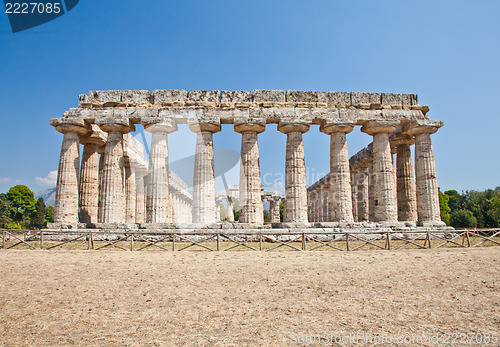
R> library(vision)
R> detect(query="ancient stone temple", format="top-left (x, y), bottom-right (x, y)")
top-left (49, 89), bottom-right (445, 230)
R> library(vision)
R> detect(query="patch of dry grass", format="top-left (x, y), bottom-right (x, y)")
top-left (0, 248), bottom-right (499, 346)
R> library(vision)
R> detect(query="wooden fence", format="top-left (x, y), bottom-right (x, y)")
top-left (1, 229), bottom-right (499, 252)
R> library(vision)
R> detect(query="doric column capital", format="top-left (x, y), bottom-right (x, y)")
top-left (391, 134), bottom-right (413, 146)
top-left (406, 120), bottom-right (443, 136)
top-left (50, 117), bottom-right (89, 135)
top-left (361, 120), bottom-right (400, 135)
top-left (277, 121), bottom-right (310, 134)
top-left (320, 120), bottom-right (356, 135)
top-left (96, 118), bottom-right (135, 134)
top-left (188, 119), bottom-right (221, 133)
top-left (80, 124), bottom-right (107, 146)
top-left (143, 119), bottom-right (178, 134)
top-left (234, 121), bottom-right (266, 134)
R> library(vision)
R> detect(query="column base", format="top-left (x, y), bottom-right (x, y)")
top-left (417, 220), bottom-right (447, 228)
top-left (46, 223), bottom-right (87, 230)
top-left (92, 223), bottom-right (139, 230)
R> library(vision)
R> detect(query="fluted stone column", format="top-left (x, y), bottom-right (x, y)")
top-left (50, 118), bottom-right (89, 224)
top-left (215, 198), bottom-right (222, 222)
top-left (356, 166), bottom-right (370, 222)
top-left (362, 121), bottom-right (399, 222)
top-left (226, 197), bottom-right (235, 222)
top-left (351, 172), bottom-right (358, 222)
top-left (278, 122), bottom-right (310, 223)
top-left (269, 198), bottom-right (281, 223)
top-left (78, 125), bottom-right (106, 224)
top-left (135, 168), bottom-right (146, 224)
top-left (235, 122), bottom-right (265, 224)
top-left (97, 120), bottom-right (134, 223)
top-left (124, 161), bottom-right (136, 223)
top-left (320, 122), bottom-right (355, 222)
top-left (407, 120), bottom-right (444, 225)
top-left (322, 184), bottom-right (330, 222)
top-left (368, 160), bottom-right (375, 221)
top-left (144, 120), bottom-right (177, 224)
top-left (189, 121), bottom-right (221, 223)
top-left (393, 136), bottom-right (418, 222)
top-left (97, 146), bottom-right (105, 222)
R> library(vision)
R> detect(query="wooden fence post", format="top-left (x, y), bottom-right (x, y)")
top-left (216, 234), bottom-right (220, 251)
top-left (259, 234), bottom-right (263, 251)
top-left (386, 231), bottom-right (391, 250)
top-left (130, 234), bottom-right (134, 251)
top-left (302, 233), bottom-right (306, 251)
top-left (2, 230), bottom-right (5, 249)
top-left (466, 230), bottom-right (471, 247)
top-left (346, 233), bottom-right (350, 251)
top-left (40, 232), bottom-right (44, 249)
top-left (172, 234), bottom-right (176, 251)
top-left (426, 231), bottom-right (431, 249)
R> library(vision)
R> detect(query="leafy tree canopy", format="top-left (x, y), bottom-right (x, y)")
top-left (7, 185), bottom-right (36, 213)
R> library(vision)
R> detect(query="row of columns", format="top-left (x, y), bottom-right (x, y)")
top-left (53, 119), bottom-right (193, 225)
top-left (53, 116), bottom-right (441, 226)
top-left (309, 120), bottom-right (443, 225)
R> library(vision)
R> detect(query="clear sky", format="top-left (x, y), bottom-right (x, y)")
top-left (0, 0), bottom-right (499, 195)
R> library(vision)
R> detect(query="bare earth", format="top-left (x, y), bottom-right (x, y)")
top-left (0, 248), bottom-right (499, 346)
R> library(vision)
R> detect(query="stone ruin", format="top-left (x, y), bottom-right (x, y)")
top-left (48, 89), bottom-right (448, 232)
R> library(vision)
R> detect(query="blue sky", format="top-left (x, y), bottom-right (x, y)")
top-left (0, 0), bottom-right (499, 195)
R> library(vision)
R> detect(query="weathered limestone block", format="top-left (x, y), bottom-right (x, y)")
top-left (187, 90), bottom-right (220, 102)
top-left (317, 91), bottom-right (351, 107)
top-left (381, 93), bottom-right (403, 106)
top-left (286, 91), bottom-right (318, 103)
top-left (393, 136), bottom-right (418, 221)
top-left (88, 90), bottom-right (122, 104)
top-left (269, 198), bottom-right (281, 223)
top-left (320, 122), bottom-right (355, 222)
top-left (51, 118), bottom-right (89, 224)
top-left (361, 121), bottom-right (399, 222)
top-left (144, 120), bottom-right (178, 223)
top-left (226, 197), bottom-right (235, 222)
top-left (221, 91), bottom-right (253, 103)
top-left (252, 90), bottom-right (285, 103)
top-left (278, 122), bottom-right (310, 223)
top-left (351, 92), bottom-right (381, 106)
top-left (407, 120), bottom-right (444, 225)
top-left (122, 90), bottom-right (151, 104)
top-left (151, 90), bottom-right (188, 104)
top-left (97, 120), bottom-right (135, 223)
top-left (235, 122), bottom-right (265, 224)
top-left (189, 121), bottom-right (221, 223)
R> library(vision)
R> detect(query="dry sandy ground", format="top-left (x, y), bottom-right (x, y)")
top-left (0, 248), bottom-right (499, 346)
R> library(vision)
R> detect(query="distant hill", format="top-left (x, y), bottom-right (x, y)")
top-left (35, 187), bottom-right (56, 207)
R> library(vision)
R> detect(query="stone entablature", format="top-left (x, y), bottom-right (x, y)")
top-left (79, 90), bottom-right (425, 111)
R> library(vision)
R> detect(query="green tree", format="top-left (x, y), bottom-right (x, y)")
top-left (219, 203), bottom-right (227, 221)
top-left (438, 187), bottom-right (451, 225)
top-left (31, 197), bottom-right (46, 229)
top-left (279, 202), bottom-right (284, 222)
top-left (444, 190), bottom-right (463, 212)
top-left (7, 185), bottom-right (36, 213)
top-left (0, 193), bottom-right (13, 227)
top-left (45, 206), bottom-right (55, 224)
top-left (263, 210), bottom-right (269, 222)
top-left (487, 192), bottom-right (500, 219)
top-left (450, 209), bottom-right (477, 229)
